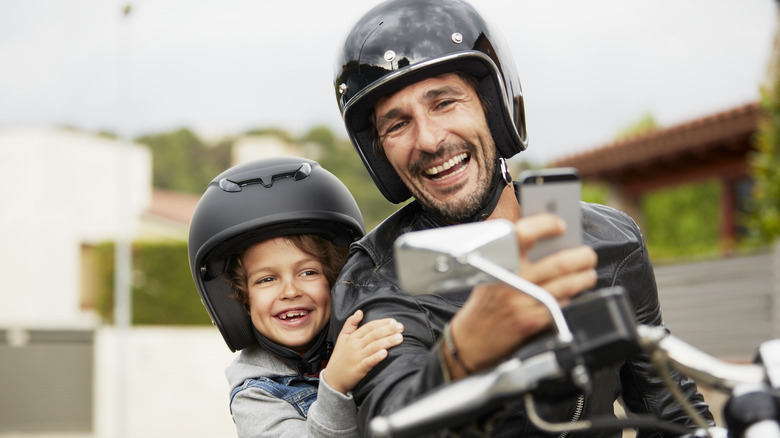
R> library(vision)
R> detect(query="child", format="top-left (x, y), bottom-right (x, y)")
top-left (188, 157), bottom-right (404, 437)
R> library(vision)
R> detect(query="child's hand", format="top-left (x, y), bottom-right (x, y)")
top-left (323, 310), bottom-right (404, 395)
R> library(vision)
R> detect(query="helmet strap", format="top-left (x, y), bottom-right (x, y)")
top-left (470, 156), bottom-right (513, 222)
top-left (251, 325), bottom-right (332, 377)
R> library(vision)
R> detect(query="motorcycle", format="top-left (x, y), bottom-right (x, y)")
top-left (369, 220), bottom-right (780, 438)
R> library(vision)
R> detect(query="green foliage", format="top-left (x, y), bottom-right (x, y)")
top-left (137, 128), bottom-right (231, 194)
top-left (137, 124), bottom-right (400, 229)
top-left (581, 183), bottom-right (608, 205)
top-left (308, 127), bottom-right (401, 230)
top-left (93, 242), bottom-right (212, 325)
top-left (641, 181), bottom-right (721, 259)
top-left (301, 125), bottom-right (338, 147)
top-left (614, 113), bottom-right (658, 141)
top-left (746, 82), bottom-right (780, 244)
top-left (245, 127), bottom-right (295, 144)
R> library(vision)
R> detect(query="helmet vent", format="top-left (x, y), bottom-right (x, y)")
top-left (218, 162), bottom-right (312, 192)
top-left (293, 162), bottom-right (312, 180)
top-left (218, 178), bottom-right (241, 192)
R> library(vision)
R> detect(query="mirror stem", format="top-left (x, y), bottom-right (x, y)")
top-left (463, 253), bottom-right (574, 344)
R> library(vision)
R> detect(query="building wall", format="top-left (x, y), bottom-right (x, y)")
top-left (231, 135), bottom-right (321, 166)
top-left (0, 327), bottom-right (236, 438)
top-left (93, 327), bottom-right (236, 438)
top-left (655, 243), bottom-right (780, 360)
top-left (0, 128), bottom-right (151, 326)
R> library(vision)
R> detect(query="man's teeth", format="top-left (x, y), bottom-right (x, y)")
top-left (278, 310), bottom-right (309, 320)
top-left (424, 153), bottom-right (468, 176)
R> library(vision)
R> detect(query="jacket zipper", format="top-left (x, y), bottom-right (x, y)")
top-left (557, 394), bottom-right (585, 438)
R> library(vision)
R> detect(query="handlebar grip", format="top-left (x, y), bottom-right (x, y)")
top-left (638, 325), bottom-right (766, 390)
top-left (743, 421), bottom-right (780, 438)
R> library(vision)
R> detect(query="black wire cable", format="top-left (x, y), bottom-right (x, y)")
top-left (524, 393), bottom-right (696, 436)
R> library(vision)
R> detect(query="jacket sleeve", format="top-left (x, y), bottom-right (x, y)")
top-left (230, 380), bottom-right (361, 438)
top-left (608, 212), bottom-right (714, 438)
top-left (306, 372), bottom-right (360, 437)
top-left (329, 247), bottom-right (457, 436)
top-left (230, 385), bottom-right (309, 438)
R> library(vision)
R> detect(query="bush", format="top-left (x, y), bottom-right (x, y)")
top-left (93, 242), bottom-right (212, 325)
top-left (746, 82), bottom-right (780, 244)
top-left (641, 181), bottom-right (721, 259)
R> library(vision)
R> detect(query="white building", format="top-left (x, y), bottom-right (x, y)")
top-left (0, 127), bottom-right (151, 327)
top-left (0, 129), bottom-right (319, 437)
top-left (232, 134), bottom-right (321, 164)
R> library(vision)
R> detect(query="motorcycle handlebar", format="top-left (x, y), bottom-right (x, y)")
top-left (369, 324), bottom-right (773, 438)
top-left (637, 325), bottom-right (766, 390)
top-left (369, 352), bottom-right (563, 438)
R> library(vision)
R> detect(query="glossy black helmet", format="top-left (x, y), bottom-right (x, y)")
top-left (187, 157), bottom-right (365, 352)
top-left (334, 0), bottom-right (528, 204)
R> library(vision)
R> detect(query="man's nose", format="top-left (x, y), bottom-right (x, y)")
top-left (413, 115), bottom-right (445, 155)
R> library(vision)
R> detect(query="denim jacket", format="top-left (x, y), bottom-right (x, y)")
top-left (230, 374), bottom-right (319, 418)
top-left (225, 345), bottom-right (360, 438)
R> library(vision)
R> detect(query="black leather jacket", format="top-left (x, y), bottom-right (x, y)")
top-left (330, 193), bottom-right (713, 437)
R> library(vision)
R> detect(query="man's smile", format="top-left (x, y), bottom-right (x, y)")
top-left (423, 152), bottom-right (470, 181)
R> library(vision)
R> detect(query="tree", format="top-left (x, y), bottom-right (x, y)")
top-left (137, 128), bottom-right (231, 194)
top-left (642, 181), bottom-right (721, 259)
top-left (307, 126), bottom-right (400, 229)
top-left (746, 81), bottom-right (780, 244)
top-left (301, 125), bottom-right (339, 149)
top-left (614, 113), bottom-right (658, 141)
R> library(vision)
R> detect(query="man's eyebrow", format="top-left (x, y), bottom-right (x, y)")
top-left (376, 108), bottom-right (402, 132)
top-left (423, 85), bottom-right (463, 101)
top-left (376, 85), bottom-right (466, 132)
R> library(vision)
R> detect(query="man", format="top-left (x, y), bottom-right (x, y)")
top-left (330, 0), bottom-right (713, 436)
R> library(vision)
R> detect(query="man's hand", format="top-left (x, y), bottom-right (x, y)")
top-left (323, 310), bottom-right (405, 394)
top-left (445, 213), bottom-right (598, 379)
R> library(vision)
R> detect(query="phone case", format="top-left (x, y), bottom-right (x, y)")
top-left (519, 168), bottom-right (582, 261)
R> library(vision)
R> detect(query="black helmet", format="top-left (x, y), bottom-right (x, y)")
top-left (187, 157), bottom-right (365, 352)
top-left (334, 0), bottom-right (528, 204)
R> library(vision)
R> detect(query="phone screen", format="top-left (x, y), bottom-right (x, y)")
top-left (519, 168), bottom-right (582, 261)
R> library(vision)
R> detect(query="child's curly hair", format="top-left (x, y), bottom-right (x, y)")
top-left (225, 235), bottom-right (348, 310)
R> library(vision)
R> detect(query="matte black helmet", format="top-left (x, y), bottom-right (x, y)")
top-left (187, 157), bottom-right (365, 352)
top-left (334, 0), bottom-right (528, 204)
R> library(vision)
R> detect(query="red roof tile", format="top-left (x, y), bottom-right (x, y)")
top-left (548, 102), bottom-right (761, 179)
top-left (148, 189), bottom-right (201, 225)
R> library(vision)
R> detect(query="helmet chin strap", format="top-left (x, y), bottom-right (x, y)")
top-left (470, 157), bottom-right (513, 222)
top-left (252, 325), bottom-right (332, 376)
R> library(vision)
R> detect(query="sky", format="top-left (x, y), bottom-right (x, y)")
top-left (0, 0), bottom-right (776, 164)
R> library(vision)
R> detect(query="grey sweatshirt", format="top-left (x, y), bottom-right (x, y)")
top-left (225, 346), bottom-right (359, 438)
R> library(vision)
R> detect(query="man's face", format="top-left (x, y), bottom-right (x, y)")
top-left (374, 73), bottom-right (496, 221)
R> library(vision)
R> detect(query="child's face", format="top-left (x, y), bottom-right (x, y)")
top-left (241, 237), bottom-right (332, 353)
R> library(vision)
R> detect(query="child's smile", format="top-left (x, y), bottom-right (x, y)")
top-left (242, 237), bottom-right (332, 353)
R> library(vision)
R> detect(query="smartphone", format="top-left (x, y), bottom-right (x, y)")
top-left (518, 167), bottom-right (582, 262)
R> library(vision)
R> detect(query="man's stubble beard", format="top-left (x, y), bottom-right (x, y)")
top-left (408, 141), bottom-right (496, 223)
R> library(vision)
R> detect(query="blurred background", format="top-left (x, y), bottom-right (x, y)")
top-left (1, 0), bottom-right (779, 436)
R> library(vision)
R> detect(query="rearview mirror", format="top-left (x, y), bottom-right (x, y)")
top-left (394, 220), bottom-right (519, 295)
top-left (393, 219), bottom-right (574, 343)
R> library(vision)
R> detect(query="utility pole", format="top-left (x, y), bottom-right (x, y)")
top-left (115, 3), bottom-right (134, 438)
